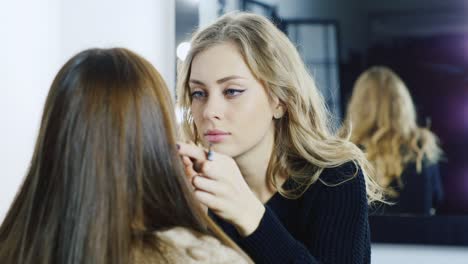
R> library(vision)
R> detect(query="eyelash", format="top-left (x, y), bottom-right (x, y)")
top-left (190, 90), bottom-right (205, 99)
top-left (190, 88), bottom-right (246, 99)
top-left (224, 88), bottom-right (245, 97)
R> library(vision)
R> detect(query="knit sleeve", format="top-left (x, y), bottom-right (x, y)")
top-left (238, 165), bottom-right (370, 264)
top-left (238, 206), bottom-right (319, 263)
top-left (304, 166), bottom-right (370, 264)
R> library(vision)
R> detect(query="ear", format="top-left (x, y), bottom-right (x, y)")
top-left (271, 96), bottom-right (285, 119)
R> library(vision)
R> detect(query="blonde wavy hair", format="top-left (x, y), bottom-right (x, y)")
top-left (177, 12), bottom-right (383, 204)
top-left (345, 66), bottom-right (442, 197)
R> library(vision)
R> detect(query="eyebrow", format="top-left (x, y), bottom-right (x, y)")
top-left (189, 75), bottom-right (246, 86)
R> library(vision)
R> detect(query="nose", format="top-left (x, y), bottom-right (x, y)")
top-left (202, 94), bottom-right (223, 120)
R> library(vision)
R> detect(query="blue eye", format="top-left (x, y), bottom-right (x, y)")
top-left (190, 90), bottom-right (206, 99)
top-left (224, 88), bottom-right (245, 97)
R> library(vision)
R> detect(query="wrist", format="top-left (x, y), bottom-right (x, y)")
top-left (235, 201), bottom-right (266, 237)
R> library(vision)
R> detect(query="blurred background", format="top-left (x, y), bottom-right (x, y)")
top-left (1, 0), bottom-right (467, 262)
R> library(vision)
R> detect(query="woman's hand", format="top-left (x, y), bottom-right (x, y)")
top-left (177, 142), bottom-right (265, 237)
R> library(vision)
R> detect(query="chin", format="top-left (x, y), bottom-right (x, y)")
top-left (211, 144), bottom-right (240, 158)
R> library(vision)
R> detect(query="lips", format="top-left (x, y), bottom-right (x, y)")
top-left (204, 129), bottom-right (231, 143)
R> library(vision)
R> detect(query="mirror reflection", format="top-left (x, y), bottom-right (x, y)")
top-left (345, 65), bottom-right (443, 216)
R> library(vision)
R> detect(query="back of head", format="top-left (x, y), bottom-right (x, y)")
top-left (345, 66), bottom-right (441, 189)
top-left (0, 48), bottom-right (225, 264)
top-left (346, 66), bottom-right (418, 143)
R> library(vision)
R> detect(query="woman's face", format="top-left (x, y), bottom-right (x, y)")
top-left (189, 42), bottom-right (281, 158)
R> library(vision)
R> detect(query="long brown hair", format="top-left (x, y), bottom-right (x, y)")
top-left (345, 66), bottom-right (442, 196)
top-left (0, 48), bottom-right (242, 264)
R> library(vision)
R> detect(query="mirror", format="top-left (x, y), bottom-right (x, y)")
top-left (176, 0), bottom-right (468, 245)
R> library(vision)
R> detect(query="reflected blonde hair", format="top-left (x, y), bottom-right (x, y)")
top-left (345, 66), bottom-right (442, 196)
top-left (177, 12), bottom-right (383, 204)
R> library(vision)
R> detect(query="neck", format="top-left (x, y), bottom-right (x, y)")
top-left (234, 125), bottom-right (279, 203)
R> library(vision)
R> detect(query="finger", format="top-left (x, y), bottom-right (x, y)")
top-left (177, 142), bottom-right (208, 162)
top-left (182, 156), bottom-right (198, 176)
top-left (182, 155), bottom-right (193, 167)
top-left (198, 160), bottom-right (219, 180)
top-left (193, 190), bottom-right (222, 210)
top-left (180, 156), bottom-right (197, 182)
top-left (192, 175), bottom-right (224, 194)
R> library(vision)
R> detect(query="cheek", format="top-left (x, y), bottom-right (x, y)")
top-left (190, 101), bottom-right (203, 119)
top-left (190, 103), bottom-right (204, 133)
top-left (232, 97), bottom-right (273, 131)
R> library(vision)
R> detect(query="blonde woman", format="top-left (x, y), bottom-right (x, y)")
top-left (176, 12), bottom-right (382, 263)
top-left (345, 66), bottom-right (443, 215)
top-left (0, 48), bottom-right (250, 264)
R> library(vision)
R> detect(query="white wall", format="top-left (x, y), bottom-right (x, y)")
top-left (0, 0), bottom-right (175, 222)
top-left (0, 0), bottom-right (62, 223)
top-left (60, 0), bottom-right (175, 92)
top-left (372, 244), bottom-right (468, 264)
top-left (199, 0), bottom-right (218, 28)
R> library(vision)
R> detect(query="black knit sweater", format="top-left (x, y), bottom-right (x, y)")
top-left (210, 162), bottom-right (370, 264)
top-left (373, 160), bottom-right (442, 216)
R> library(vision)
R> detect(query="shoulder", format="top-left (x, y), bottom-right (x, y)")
top-left (156, 227), bottom-right (232, 252)
top-left (294, 162), bottom-right (370, 225)
top-left (422, 156), bottom-right (439, 169)
top-left (299, 161), bottom-right (367, 205)
top-left (404, 157), bottom-right (439, 175)
top-left (144, 227), bottom-right (247, 264)
top-left (319, 161), bottom-right (365, 188)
